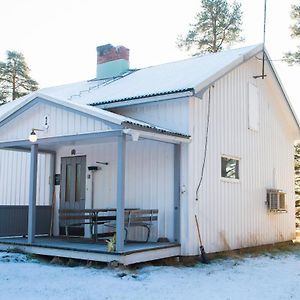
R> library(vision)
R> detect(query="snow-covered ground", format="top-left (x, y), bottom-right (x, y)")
top-left (1, 250), bottom-right (300, 300)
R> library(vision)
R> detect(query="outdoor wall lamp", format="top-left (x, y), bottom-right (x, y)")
top-left (29, 128), bottom-right (44, 143)
top-left (96, 161), bottom-right (109, 166)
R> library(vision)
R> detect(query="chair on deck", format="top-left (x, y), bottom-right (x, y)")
top-left (105, 209), bottom-right (159, 242)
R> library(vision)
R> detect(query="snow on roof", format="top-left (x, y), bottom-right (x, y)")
top-left (0, 95), bottom-right (29, 116)
top-left (3, 43), bottom-right (297, 138)
top-left (37, 44), bottom-right (262, 106)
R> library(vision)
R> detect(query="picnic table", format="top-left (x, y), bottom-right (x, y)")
top-left (59, 208), bottom-right (158, 242)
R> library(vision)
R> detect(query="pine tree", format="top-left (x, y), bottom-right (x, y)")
top-left (0, 51), bottom-right (38, 104)
top-left (177, 0), bottom-right (243, 55)
top-left (284, 4), bottom-right (300, 65)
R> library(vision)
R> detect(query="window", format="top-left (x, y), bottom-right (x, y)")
top-left (221, 156), bottom-right (239, 180)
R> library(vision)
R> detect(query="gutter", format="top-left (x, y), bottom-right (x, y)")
top-left (123, 128), bottom-right (191, 144)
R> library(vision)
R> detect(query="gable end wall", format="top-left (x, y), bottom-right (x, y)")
top-left (184, 56), bottom-right (296, 255)
top-left (0, 99), bottom-right (118, 142)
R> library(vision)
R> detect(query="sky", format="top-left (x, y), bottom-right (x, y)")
top-left (1, 0), bottom-right (300, 117)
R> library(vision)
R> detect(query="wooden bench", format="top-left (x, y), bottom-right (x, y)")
top-left (105, 209), bottom-right (158, 242)
top-left (59, 209), bottom-right (116, 241)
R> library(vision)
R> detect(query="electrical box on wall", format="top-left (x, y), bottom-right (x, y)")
top-left (54, 174), bottom-right (60, 185)
top-left (88, 166), bottom-right (99, 171)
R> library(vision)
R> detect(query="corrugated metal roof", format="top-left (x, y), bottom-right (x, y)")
top-left (1, 44), bottom-right (297, 138)
top-left (37, 44), bottom-right (261, 106)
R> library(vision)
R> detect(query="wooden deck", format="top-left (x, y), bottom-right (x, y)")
top-left (0, 237), bottom-right (181, 265)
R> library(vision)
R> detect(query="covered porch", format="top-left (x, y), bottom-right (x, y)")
top-left (0, 128), bottom-right (186, 264)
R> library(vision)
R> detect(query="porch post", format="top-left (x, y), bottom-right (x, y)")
top-left (174, 143), bottom-right (181, 243)
top-left (28, 143), bottom-right (38, 244)
top-left (49, 152), bottom-right (56, 236)
top-left (116, 133), bottom-right (126, 252)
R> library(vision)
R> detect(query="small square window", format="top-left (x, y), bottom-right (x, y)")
top-left (221, 156), bottom-right (239, 179)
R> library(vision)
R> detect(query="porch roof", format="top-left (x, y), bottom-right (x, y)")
top-left (0, 93), bottom-right (190, 152)
top-left (0, 128), bottom-right (189, 154)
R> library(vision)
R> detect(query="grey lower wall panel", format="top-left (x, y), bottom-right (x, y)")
top-left (0, 206), bottom-right (52, 237)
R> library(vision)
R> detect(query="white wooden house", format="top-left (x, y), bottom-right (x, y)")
top-left (0, 43), bottom-right (298, 265)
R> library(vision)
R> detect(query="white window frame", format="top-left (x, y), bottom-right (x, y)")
top-left (221, 155), bottom-right (240, 183)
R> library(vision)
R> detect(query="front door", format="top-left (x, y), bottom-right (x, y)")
top-left (60, 156), bottom-right (86, 235)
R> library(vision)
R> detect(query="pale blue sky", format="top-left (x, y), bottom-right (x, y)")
top-left (1, 0), bottom-right (300, 117)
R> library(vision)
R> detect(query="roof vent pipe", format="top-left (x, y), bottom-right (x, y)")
top-left (96, 44), bottom-right (129, 80)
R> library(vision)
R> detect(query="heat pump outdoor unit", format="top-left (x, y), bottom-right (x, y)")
top-left (266, 189), bottom-right (287, 212)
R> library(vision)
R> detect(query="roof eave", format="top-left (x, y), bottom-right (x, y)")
top-left (89, 89), bottom-right (194, 109)
top-left (122, 121), bottom-right (191, 144)
top-left (193, 44), bottom-right (264, 98)
top-left (264, 50), bottom-right (300, 133)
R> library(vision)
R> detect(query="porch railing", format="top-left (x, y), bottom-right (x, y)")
top-left (0, 205), bottom-right (52, 237)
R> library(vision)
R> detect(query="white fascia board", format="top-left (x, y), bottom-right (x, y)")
top-left (0, 92), bottom-right (127, 127)
top-left (123, 128), bottom-right (191, 144)
top-left (193, 44), bottom-right (263, 98)
top-left (264, 50), bottom-right (300, 133)
top-left (37, 93), bottom-right (126, 126)
top-left (0, 94), bottom-right (35, 123)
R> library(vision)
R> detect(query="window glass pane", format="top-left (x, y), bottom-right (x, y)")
top-left (75, 163), bottom-right (81, 202)
top-left (221, 157), bottom-right (239, 179)
top-left (65, 164), bottom-right (71, 201)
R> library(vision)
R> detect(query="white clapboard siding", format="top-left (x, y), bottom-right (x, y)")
top-left (248, 83), bottom-right (260, 131)
top-left (185, 57), bottom-right (295, 255)
top-left (0, 52), bottom-right (296, 256)
top-left (0, 150), bottom-right (51, 206)
top-left (55, 139), bottom-right (174, 242)
top-left (0, 101), bottom-right (115, 142)
top-left (111, 97), bottom-right (190, 135)
top-left (107, 56), bottom-right (296, 255)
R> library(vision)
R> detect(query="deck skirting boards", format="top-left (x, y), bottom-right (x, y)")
top-left (0, 242), bottom-right (181, 265)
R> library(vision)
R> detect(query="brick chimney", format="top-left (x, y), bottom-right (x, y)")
top-left (96, 44), bottom-right (129, 79)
